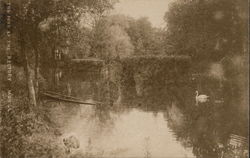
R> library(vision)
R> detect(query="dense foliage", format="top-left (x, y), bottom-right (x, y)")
top-left (0, 0), bottom-right (248, 157)
top-left (91, 14), bottom-right (166, 59)
top-left (164, 0), bottom-right (248, 62)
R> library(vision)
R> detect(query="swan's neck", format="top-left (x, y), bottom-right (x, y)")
top-left (196, 92), bottom-right (199, 97)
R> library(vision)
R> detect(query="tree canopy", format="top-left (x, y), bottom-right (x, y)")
top-left (91, 14), bottom-right (166, 59)
top-left (164, 0), bottom-right (248, 62)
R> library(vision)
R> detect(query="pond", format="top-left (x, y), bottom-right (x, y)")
top-left (46, 66), bottom-right (248, 158)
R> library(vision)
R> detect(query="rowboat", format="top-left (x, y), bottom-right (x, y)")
top-left (41, 91), bottom-right (101, 105)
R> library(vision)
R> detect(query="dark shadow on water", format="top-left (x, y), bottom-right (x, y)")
top-left (44, 66), bottom-right (248, 158)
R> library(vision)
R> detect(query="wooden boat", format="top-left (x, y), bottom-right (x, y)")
top-left (41, 91), bottom-right (101, 106)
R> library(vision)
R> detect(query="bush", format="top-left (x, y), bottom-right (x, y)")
top-left (0, 95), bottom-right (65, 158)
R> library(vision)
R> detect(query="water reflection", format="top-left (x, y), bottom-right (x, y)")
top-left (62, 107), bottom-right (194, 158)
top-left (46, 67), bottom-right (248, 158)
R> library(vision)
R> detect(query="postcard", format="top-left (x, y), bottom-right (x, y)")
top-left (0, 0), bottom-right (248, 158)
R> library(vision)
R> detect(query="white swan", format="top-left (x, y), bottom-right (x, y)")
top-left (195, 91), bottom-right (209, 105)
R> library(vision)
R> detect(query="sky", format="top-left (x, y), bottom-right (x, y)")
top-left (112, 0), bottom-right (175, 28)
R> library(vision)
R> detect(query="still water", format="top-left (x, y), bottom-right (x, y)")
top-left (48, 68), bottom-right (248, 158)
top-left (61, 107), bottom-right (194, 157)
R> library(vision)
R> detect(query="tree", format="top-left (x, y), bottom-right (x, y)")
top-left (92, 15), bottom-right (165, 57)
top-left (91, 14), bottom-right (134, 60)
top-left (106, 25), bottom-right (134, 59)
top-left (125, 17), bottom-right (166, 56)
top-left (126, 17), bottom-right (154, 55)
top-left (1, 1), bottom-right (116, 157)
top-left (164, 0), bottom-right (248, 62)
top-left (1, 0), bottom-right (116, 106)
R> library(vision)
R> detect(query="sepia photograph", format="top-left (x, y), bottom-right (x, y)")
top-left (0, 0), bottom-right (249, 158)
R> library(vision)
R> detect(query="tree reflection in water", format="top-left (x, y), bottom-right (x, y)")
top-left (48, 67), bottom-right (248, 158)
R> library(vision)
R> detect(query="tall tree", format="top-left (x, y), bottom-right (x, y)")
top-left (125, 17), bottom-right (166, 56)
top-left (1, 0), bottom-right (115, 106)
top-left (164, 0), bottom-right (248, 62)
top-left (93, 15), bottom-right (165, 57)
top-left (126, 17), bottom-right (154, 55)
top-left (91, 14), bottom-right (134, 59)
